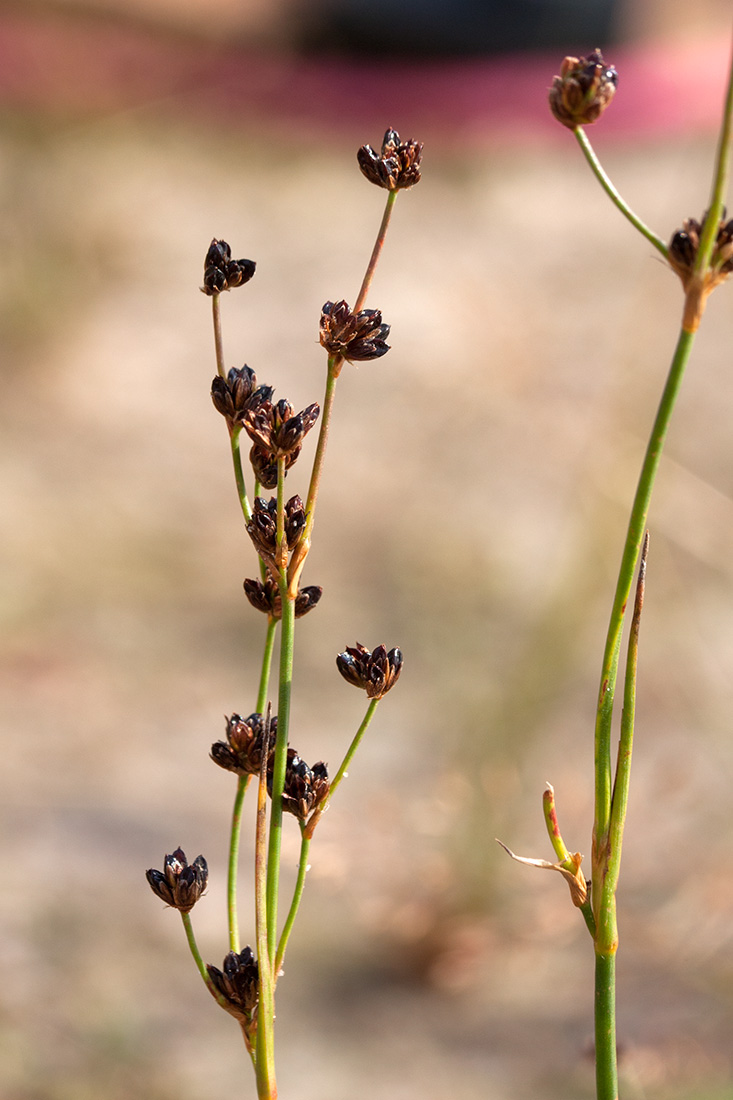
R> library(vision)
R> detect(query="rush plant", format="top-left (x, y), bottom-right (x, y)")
top-left (146, 129), bottom-right (422, 1100)
top-left (499, 45), bottom-right (733, 1100)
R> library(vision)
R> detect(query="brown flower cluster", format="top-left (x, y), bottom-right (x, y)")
top-left (246, 495), bottom-right (306, 573)
top-left (244, 575), bottom-right (322, 620)
top-left (243, 398), bottom-right (320, 489)
top-left (210, 712), bottom-right (277, 777)
top-left (211, 365), bottom-right (273, 428)
top-left (146, 848), bottom-right (208, 912)
top-left (336, 642), bottom-right (403, 699)
top-left (202, 239), bottom-right (256, 295)
top-left (668, 211), bottom-right (733, 290)
top-left (549, 50), bottom-right (617, 129)
top-left (357, 128), bottom-right (423, 191)
top-left (319, 300), bottom-right (390, 362)
top-left (207, 946), bottom-right (259, 1025)
top-left (268, 748), bottom-right (330, 822)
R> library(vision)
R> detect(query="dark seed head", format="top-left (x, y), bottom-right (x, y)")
top-left (549, 50), bottom-right (618, 129)
top-left (145, 847), bottom-right (208, 912)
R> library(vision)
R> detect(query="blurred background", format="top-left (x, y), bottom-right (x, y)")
top-left (2, 1), bottom-right (733, 1098)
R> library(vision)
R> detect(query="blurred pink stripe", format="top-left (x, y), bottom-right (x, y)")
top-left (0, 11), bottom-right (729, 144)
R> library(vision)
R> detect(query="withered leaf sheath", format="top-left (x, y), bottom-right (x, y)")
top-left (549, 50), bottom-right (618, 129)
top-left (246, 495), bottom-right (307, 563)
top-left (146, 848), bottom-right (208, 912)
top-left (244, 576), bottom-right (323, 619)
top-left (267, 748), bottom-right (330, 822)
top-left (207, 947), bottom-right (259, 1021)
top-left (357, 128), bottom-right (423, 190)
top-left (668, 211), bottom-right (733, 289)
top-left (211, 712), bottom-right (278, 776)
top-left (319, 300), bottom-right (390, 362)
top-left (202, 238), bottom-right (256, 295)
top-left (336, 642), bottom-right (403, 699)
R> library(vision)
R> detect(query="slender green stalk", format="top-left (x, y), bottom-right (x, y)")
top-left (293, 361), bottom-right (339, 583)
top-left (274, 826), bottom-right (311, 979)
top-left (288, 192), bottom-right (399, 593)
top-left (226, 617), bottom-right (278, 954)
top-left (328, 697), bottom-right (380, 800)
top-left (212, 293), bottom-right (226, 378)
top-left (304, 698), bottom-right (380, 841)
top-left (592, 325), bottom-right (695, 916)
top-left (573, 129), bottom-right (668, 258)
top-left (180, 911), bottom-right (230, 1010)
top-left (265, 458), bottom-right (296, 968)
top-left (695, 38), bottom-right (733, 276)
top-left (227, 776), bottom-right (250, 954)
top-left (256, 616), bottom-right (278, 713)
top-left (264, 588), bottom-right (294, 965)
top-left (594, 950), bottom-right (617, 1100)
top-left (230, 427), bottom-right (253, 523)
top-left (254, 739), bottom-right (276, 1098)
top-left (354, 189), bottom-right (398, 312)
top-left (605, 533), bottom-right (648, 901)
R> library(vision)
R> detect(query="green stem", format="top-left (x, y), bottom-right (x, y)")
top-left (354, 189), bottom-right (398, 311)
top-left (299, 361), bottom-right (339, 557)
top-left (212, 293), bottom-right (226, 378)
top-left (254, 741), bottom-right (277, 1098)
top-left (595, 950), bottom-right (618, 1100)
top-left (573, 128), bottom-right (668, 259)
top-left (274, 825), bottom-right (311, 979)
top-left (264, 588), bottom-right (294, 966)
top-left (329, 697), bottom-right (380, 801)
top-left (180, 911), bottom-right (229, 1010)
top-left (605, 534), bottom-right (648, 902)
top-left (592, 325), bottom-right (695, 915)
top-left (288, 192), bottom-right (399, 590)
top-left (226, 617), bottom-right (278, 955)
top-left (227, 776), bottom-right (250, 954)
top-left (257, 616), bottom-right (278, 713)
top-left (695, 39), bottom-right (733, 275)
top-left (230, 427), bottom-right (253, 524)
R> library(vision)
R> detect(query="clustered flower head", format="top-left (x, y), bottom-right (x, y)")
top-left (202, 238), bottom-right (256, 295)
top-left (210, 712), bottom-right (277, 776)
top-left (268, 748), bottom-right (330, 822)
top-left (146, 848), bottom-right (208, 912)
top-left (207, 946), bottom-right (260, 1023)
top-left (244, 575), bottom-right (322, 620)
top-left (319, 300), bottom-right (390, 362)
top-left (243, 398), bottom-right (320, 489)
top-left (211, 365), bottom-right (273, 427)
top-left (549, 49), bottom-right (618, 129)
top-left (668, 210), bottom-right (733, 290)
top-left (357, 128), bottom-right (423, 190)
top-left (246, 495), bottom-right (307, 572)
top-left (336, 642), bottom-right (403, 699)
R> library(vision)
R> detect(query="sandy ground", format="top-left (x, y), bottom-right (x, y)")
top-left (2, 20), bottom-right (733, 1100)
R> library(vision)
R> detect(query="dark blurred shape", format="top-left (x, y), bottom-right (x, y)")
top-left (296, 0), bottom-right (619, 57)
